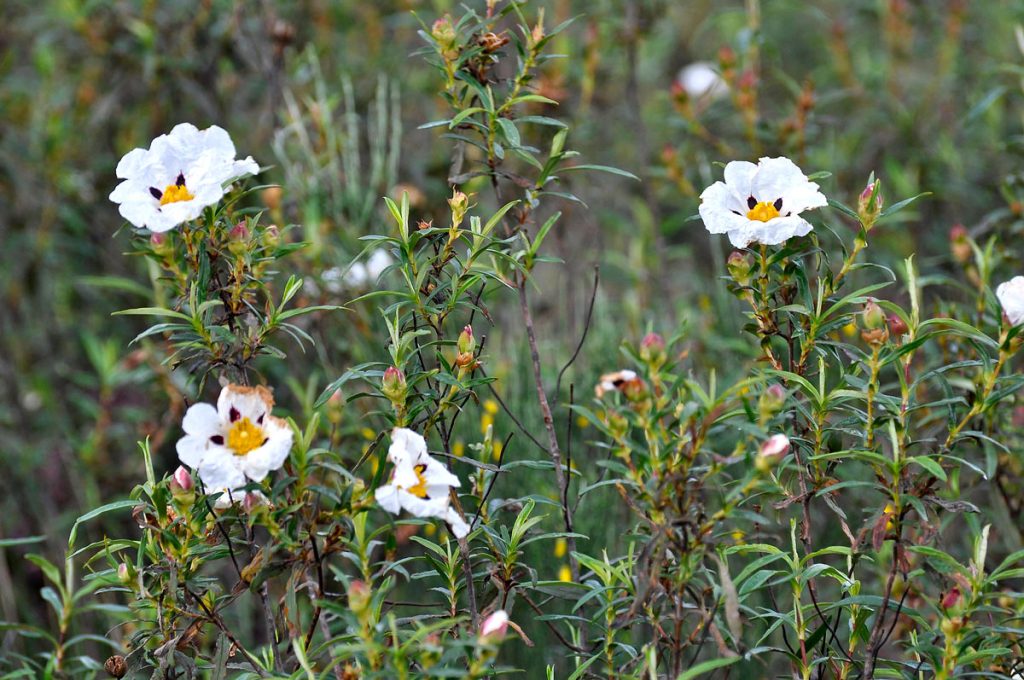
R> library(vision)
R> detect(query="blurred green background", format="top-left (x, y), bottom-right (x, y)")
top-left (3, 0), bottom-right (1024, 673)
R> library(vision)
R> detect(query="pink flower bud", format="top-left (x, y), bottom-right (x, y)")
top-left (480, 610), bottom-right (509, 641)
top-left (456, 326), bottom-right (476, 368)
top-left (941, 586), bottom-right (962, 611)
top-left (173, 466), bottom-right (193, 492)
top-left (117, 562), bottom-right (132, 584)
top-left (230, 221), bottom-right (249, 240)
top-left (759, 434), bottom-right (790, 459)
top-left (150, 233), bottom-right (166, 247)
top-left (639, 332), bottom-right (666, 366)
top-left (348, 580), bottom-right (371, 614)
top-left (861, 299), bottom-right (886, 330)
top-left (382, 366), bottom-right (408, 408)
top-left (242, 492), bottom-right (262, 514)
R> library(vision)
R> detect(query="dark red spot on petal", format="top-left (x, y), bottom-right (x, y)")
top-left (210, 435), bottom-right (224, 445)
top-left (773, 197), bottom-right (783, 211)
top-left (176, 172), bottom-right (186, 187)
top-left (230, 407), bottom-right (240, 422)
top-left (149, 187), bottom-right (162, 200)
top-left (747, 196), bottom-right (757, 209)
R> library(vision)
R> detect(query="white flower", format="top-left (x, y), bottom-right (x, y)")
top-left (595, 369), bottom-right (639, 398)
top-left (677, 62), bottom-right (727, 100)
top-left (110, 123), bottom-right (259, 233)
top-left (343, 249), bottom-right (393, 288)
top-left (374, 428), bottom-right (469, 538)
top-left (996, 276), bottom-right (1024, 326)
top-left (176, 384), bottom-right (293, 506)
top-left (699, 157), bottom-right (828, 248)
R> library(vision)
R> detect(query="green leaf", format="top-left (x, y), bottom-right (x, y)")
top-left (560, 164), bottom-right (640, 181)
top-left (676, 656), bottom-right (741, 679)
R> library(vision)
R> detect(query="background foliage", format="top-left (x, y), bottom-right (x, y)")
top-left (4, 0), bottom-right (1024, 678)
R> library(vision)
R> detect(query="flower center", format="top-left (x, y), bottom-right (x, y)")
top-left (404, 464), bottom-right (430, 499)
top-left (160, 183), bottom-right (194, 206)
top-left (227, 417), bottom-right (264, 456)
top-left (746, 201), bottom-right (781, 222)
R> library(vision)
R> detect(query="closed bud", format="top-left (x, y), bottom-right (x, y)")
top-left (348, 579), bottom-right (371, 615)
top-left (759, 383), bottom-right (787, 416)
top-left (448, 188), bottom-right (469, 228)
top-left (857, 179), bottom-right (883, 227)
top-left (887, 313), bottom-right (909, 337)
top-left (861, 299), bottom-right (886, 330)
top-left (639, 332), bottom-right (666, 366)
top-left (172, 465), bottom-right (193, 492)
top-left (480, 610), bottom-right (509, 642)
top-left (261, 186), bottom-right (282, 211)
top-left (431, 15), bottom-right (456, 48)
top-left (756, 433), bottom-right (790, 472)
top-left (950, 224), bottom-right (971, 264)
top-left (381, 366), bottom-right (407, 408)
top-left (150, 231), bottom-right (172, 257)
top-left (940, 615), bottom-right (963, 637)
top-left (242, 492), bottom-right (263, 514)
top-left (117, 562), bottom-right (134, 585)
top-left (262, 224), bottom-right (281, 249)
top-left (456, 325), bottom-right (476, 367)
top-left (228, 221), bottom-right (249, 257)
top-left (941, 586), bottom-right (963, 612)
top-left (727, 250), bottom-right (753, 286)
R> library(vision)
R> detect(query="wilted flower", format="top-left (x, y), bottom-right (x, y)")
top-left (480, 610), bottom-right (509, 641)
top-left (699, 157), bottom-right (827, 248)
top-left (996, 276), bottom-right (1024, 326)
top-left (175, 384), bottom-right (293, 506)
top-left (676, 62), bottom-right (727, 100)
top-left (374, 428), bottom-right (470, 538)
top-left (109, 123), bottom-right (259, 233)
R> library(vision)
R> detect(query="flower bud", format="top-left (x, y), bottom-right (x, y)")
top-left (242, 492), bottom-right (263, 514)
top-left (150, 232), bottom-right (172, 257)
top-left (887, 313), bottom-right (909, 337)
top-left (348, 579), bottom-right (372, 615)
top-left (261, 224), bottom-right (280, 248)
top-left (117, 562), bottom-right (134, 585)
top-left (455, 325), bottom-right (476, 368)
top-left (381, 366), bottom-right (407, 409)
top-left (860, 300), bottom-right (889, 346)
top-left (857, 179), bottom-right (883, 227)
top-left (448, 188), bottom-right (469, 228)
top-left (228, 221), bottom-right (250, 257)
top-left (431, 15), bottom-right (456, 47)
top-left (755, 433), bottom-right (790, 472)
top-left (726, 250), bottom-right (753, 287)
top-left (759, 384), bottom-right (787, 417)
top-left (172, 465), bottom-right (193, 492)
top-left (940, 586), bottom-right (963, 612)
top-left (861, 299), bottom-right (886, 330)
top-left (639, 332), bottom-right (667, 367)
top-left (940, 615), bottom-right (963, 638)
top-left (480, 610), bottom-right (509, 642)
top-left (949, 224), bottom-right (971, 264)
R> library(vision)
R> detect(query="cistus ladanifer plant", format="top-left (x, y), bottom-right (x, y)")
top-left (6, 3), bottom-right (1024, 680)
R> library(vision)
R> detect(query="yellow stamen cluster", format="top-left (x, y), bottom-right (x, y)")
top-left (405, 464), bottom-right (430, 499)
top-left (227, 417), bottom-right (264, 456)
top-left (160, 183), bottom-right (195, 206)
top-left (746, 201), bottom-right (781, 222)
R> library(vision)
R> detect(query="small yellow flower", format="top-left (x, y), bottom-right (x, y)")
top-left (842, 321), bottom-right (857, 338)
top-left (558, 565), bottom-right (572, 582)
top-left (425, 523), bottom-right (437, 537)
top-left (731, 529), bottom-right (745, 544)
top-left (480, 413), bottom-right (494, 434)
top-left (576, 415), bottom-right (590, 429)
top-left (453, 440), bottom-right (465, 457)
top-left (553, 538), bottom-right (567, 558)
top-left (699, 294), bottom-right (712, 312)
top-left (483, 399), bottom-right (499, 415)
top-left (361, 427), bottom-right (376, 440)
top-left (492, 440), bottom-right (503, 461)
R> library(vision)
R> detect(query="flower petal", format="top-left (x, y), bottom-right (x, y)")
top-left (375, 484), bottom-right (403, 514)
top-left (445, 508), bottom-right (470, 538)
top-left (182, 403), bottom-right (221, 437)
top-left (217, 384), bottom-right (275, 423)
top-left (238, 418), bottom-right (293, 482)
